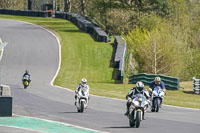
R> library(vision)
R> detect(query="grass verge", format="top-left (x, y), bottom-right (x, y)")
top-left (0, 14), bottom-right (199, 109)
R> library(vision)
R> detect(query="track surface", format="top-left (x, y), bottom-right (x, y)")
top-left (0, 19), bottom-right (200, 133)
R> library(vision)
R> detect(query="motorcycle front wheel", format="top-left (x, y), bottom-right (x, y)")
top-left (155, 98), bottom-right (160, 112)
top-left (80, 101), bottom-right (85, 113)
top-left (135, 111), bottom-right (141, 128)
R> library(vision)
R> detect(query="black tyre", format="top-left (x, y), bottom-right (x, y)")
top-left (80, 101), bottom-right (84, 113)
top-left (135, 111), bottom-right (141, 128)
top-left (155, 99), bottom-right (160, 112)
top-left (129, 112), bottom-right (135, 127)
top-left (77, 108), bottom-right (81, 112)
top-left (151, 107), bottom-right (155, 112)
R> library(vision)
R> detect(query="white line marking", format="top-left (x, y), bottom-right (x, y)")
top-left (15, 114), bottom-right (109, 133)
top-left (0, 19), bottom-right (108, 133)
top-left (1, 20), bottom-right (199, 133)
top-left (0, 49), bottom-right (4, 61)
top-left (0, 125), bottom-right (46, 133)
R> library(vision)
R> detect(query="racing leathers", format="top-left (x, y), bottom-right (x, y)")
top-left (149, 81), bottom-right (166, 96)
top-left (74, 83), bottom-right (90, 105)
top-left (125, 87), bottom-right (150, 119)
top-left (22, 72), bottom-right (31, 83)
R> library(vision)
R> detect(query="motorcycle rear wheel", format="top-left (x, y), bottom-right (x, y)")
top-left (129, 112), bottom-right (135, 127)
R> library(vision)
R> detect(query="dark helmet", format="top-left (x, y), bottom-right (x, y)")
top-left (136, 81), bottom-right (144, 92)
top-left (25, 70), bottom-right (29, 73)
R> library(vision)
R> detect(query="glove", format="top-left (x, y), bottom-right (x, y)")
top-left (127, 97), bottom-right (132, 103)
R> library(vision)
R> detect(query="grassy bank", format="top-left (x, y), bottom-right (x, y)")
top-left (0, 14), bottom-right (199, 109)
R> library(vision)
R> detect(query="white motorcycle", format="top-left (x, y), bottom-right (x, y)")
top-left (150, 86), bottom-right (165, 112)
top-left (128, 94), bottom-right (148, 128)
top-left (75, 87), bottom-right (89, 113)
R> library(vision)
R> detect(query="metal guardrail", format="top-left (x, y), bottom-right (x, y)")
top-left (129, 73), bottom-right (180, 90)
top-left (193, 77), bottom-right (200, 94)
top-left (113, 36), bottom-right (127, 83)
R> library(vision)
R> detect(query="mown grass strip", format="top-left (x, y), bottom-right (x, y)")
top-left (0, 14), bottom-right (200, 109)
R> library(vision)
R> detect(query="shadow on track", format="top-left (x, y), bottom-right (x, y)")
top-left (104, 126), bottom-right (131, 128)
top-left (58, 112), bottom-right (79, 113)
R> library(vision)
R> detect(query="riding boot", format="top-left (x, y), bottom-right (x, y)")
top-left (74, 96), bottom-right (78, 106)
top-left (124, 108), bottom-right (129, 116)
top-left (142, 111), bottom-right (145, 120)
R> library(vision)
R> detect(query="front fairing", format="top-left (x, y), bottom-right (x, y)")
top-left (153, 87), bottom-right (164, 98)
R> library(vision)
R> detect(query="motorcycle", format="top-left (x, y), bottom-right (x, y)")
top-left (150, 86), bottom-right (165, 112)
top-left (127, 94), bottom-right (148, 128)
top-left (22, 75), bottom-right (30, 89)
top-left (75, 87), bottom-right (89, 113)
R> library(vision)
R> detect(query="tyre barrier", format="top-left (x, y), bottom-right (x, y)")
top-left (0, 85), bottom-right (12, 117)
top-left (129, 73), bottom-right (180, 90)
top-left (193, 77), bottom-right (200, 94)
top-left (0, 9), bottom-right (110, 42)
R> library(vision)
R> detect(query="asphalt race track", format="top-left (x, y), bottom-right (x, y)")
top-left (0, 19), bottom-right (200, 133)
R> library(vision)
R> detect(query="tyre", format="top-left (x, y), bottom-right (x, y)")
top-left (24, 81), bottom-right (29, 89)
top-left (80, 101), bottom-right (84, 113)
top-left (77, 109), bottom-right (81, 112)
top-left (135, 111), bottom-right (141, 128)
top-left (129, 112), bottom-right (135, 127)
top-left (155, 98), bottom-right (160, 112)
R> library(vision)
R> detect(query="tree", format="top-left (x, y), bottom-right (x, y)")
top-left (64, 0), bottom-right (71, 12)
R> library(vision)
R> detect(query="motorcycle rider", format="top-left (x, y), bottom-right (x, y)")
top-left (124, 81), bottom-right (150, 120)
top-left (149, 77), bottom-right (166, 97)
top-left (22, 70), bottom-right (31, 83)
top-left (74, 78), bottom-right (90, 105)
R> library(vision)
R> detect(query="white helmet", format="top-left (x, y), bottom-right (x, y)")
top-left (81, 78), bottom-right (87, 85)
top-left (136, 81), bottom-right (144, 92)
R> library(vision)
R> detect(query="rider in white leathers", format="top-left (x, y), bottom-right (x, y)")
top-left (74, 78), bottom-right (90, 105)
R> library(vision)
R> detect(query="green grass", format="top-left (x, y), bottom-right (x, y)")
top-left (0, 14), bottom-right (200, 109)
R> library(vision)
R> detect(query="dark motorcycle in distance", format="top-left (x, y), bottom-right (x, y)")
top-left (22, 75), bottom-right (30, 89)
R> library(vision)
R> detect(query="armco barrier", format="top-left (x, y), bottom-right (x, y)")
top-left (113, 36), bottom-right (127, 83)
top-left (0, 85), bottom-right (12, 117)
top-left (193, 77), bottom-right (200, 94)
top-left (129, 73), bottom-right (180, 90)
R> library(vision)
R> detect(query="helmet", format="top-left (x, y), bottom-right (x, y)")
top-left (25, 70), bottom-right (29, 73)
top-left (136, 81), bottom-right (144, 92)
top-left (155, 77), bottom-right (161, 84)
top-left (81, 78), bottom-right (87, 85)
